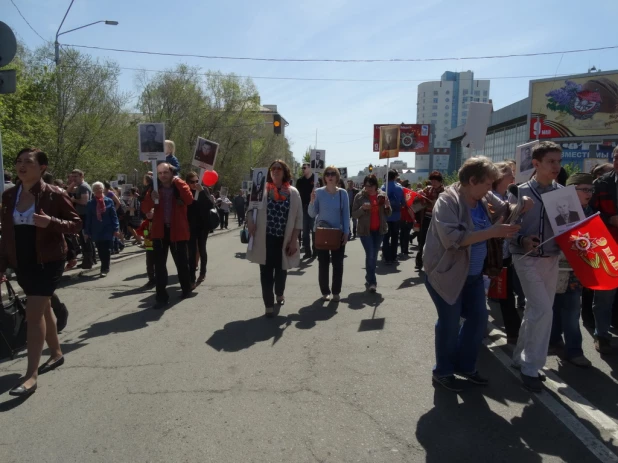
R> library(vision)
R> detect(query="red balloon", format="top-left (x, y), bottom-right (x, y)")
top-left (202, 170), bottom-right (218, 187)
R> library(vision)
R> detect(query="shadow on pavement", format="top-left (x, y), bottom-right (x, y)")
top-left (287, 259), bottom-right (313, 277)
top-left (123, 273), bottom-right (148, 282)
top-left (343, 291), bottom-right (385, 311)
top-left (288, 299), bottom-right (338, 330)
top-left (109, 276), bottom-right (178, 299)
top-left (375, 262), bottom-right (401, 275)
top-left (206, 315), bottom-right (290, 352)
top-left (397, 275), bottom-right (425, 290)
top-left (234, 252), bottom-right (246, 259)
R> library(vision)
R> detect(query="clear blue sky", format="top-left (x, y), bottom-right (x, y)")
top-left (5, 0), bottom-right (618, 174)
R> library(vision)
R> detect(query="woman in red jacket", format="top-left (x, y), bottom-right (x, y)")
top-left (0, 148), bottom-right (82, 397)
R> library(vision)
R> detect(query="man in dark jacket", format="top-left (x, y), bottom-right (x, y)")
top-left (295, 163), bottom-right (316, 258)
top-left (589, 146), bottom-right (618, 355)
top-left (233, 190), bottom-right (246, 226)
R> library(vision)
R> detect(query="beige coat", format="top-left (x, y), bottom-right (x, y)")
top-left (246, 186), bottom-right (303, 270)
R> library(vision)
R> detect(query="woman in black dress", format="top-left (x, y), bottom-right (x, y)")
top-left (185, 171), bottom-right (215, 285)
top-left (0, 148), bottom-right (82, 397)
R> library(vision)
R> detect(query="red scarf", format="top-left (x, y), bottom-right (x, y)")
top-left (95, 196), bottom-right (106, 221)
top-left (266, 182), bottom-right (291, 202)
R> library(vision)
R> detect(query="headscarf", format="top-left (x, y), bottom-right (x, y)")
top-left (96, 196), bottom-right (106, 221)
top-left (266, 181), bottom-right (291, 202)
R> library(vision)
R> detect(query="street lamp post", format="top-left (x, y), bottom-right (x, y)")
top-left (54, 0), bottom-right (118, 165)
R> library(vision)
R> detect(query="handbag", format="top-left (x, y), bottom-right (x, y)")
top-left (0, 279), bottom-right (27, 360)
top-left (240, 224), bottom-right (249, 244)
top-left (484, 238), bottom-right (504, 277)
top-left (487, 267), bottom-right (508, 299)
top-left (315, 191), bottom-right (343, 251)
top-left (208, 207), bottom-right (220, 231)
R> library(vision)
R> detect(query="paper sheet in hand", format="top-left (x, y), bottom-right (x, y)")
top-left (461, 102), bottom-right (492, 150)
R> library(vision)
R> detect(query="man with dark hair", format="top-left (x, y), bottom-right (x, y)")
top-left (296, 163), bottom-right (316, 258)
top-left (67, 169), bottom-right (96, 269)
top-left (589, 145), bottom-right (618, 354)
top-left (142, 163), bottom-right (194, 308)
top-left (510, 141), bottom-right (564, 392)
top-left (381, 169), bottom-right (405, 265)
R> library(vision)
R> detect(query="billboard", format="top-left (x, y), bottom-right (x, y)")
top-left (529, 71), bottom-right (618, 139)
top-left (373, 124), bottom-right (430, 153)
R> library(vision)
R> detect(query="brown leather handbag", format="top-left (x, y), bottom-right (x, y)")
top-left (315, 191), bottom-right (343, 251)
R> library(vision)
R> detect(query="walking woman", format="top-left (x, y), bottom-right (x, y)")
top-left (424, 157), bottom-right (529, 392)
top-left (84, 182), bottom-right (121, 277)
top-left (0, 148), bottom-right (82, 397)
top-left (352, 174), bottom-right (392, 293)
top-left (246, 160), bottom-right (302, 317)
top-left (217, 193), bottom-right (232, 229)
top-left (185, 171), bottom-right (215, 285)
top-left (308, 166), bottom-right (350, 301)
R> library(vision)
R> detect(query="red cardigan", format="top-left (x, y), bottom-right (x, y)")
top-left (141, 178), bottom-right (193, 242)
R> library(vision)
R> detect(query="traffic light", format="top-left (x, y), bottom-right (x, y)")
top-left (273, 114), bottom-right (282, 135)
top-left (368, 164), bottom-right (373, 173)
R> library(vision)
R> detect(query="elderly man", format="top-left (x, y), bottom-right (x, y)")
top-left (142, 163), bottom-right (194, 308)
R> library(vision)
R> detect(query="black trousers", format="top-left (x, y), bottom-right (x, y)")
top-left (237, 208), bottom-right (245, 226)
top-left (498, 257), bottom-right (522, 338)
top-left (382, 221), bottom-right (400, 263)
top-left (94, 240), bottom-right (112, 273)
top-left (146, 250), bottom-right (155, 282)
top-left (78, 214), bottom-right (96, 260)
top-left (188, 225), bottom-right (208, 283)
top-left (259, 235), bottom-right (287, 308)
top-left (153, 226), bottom-right (192, 302)
top-left (218, 210), bottom-right (229, 229)
top-left (416, 215), bottom-right (431, 267)
top-left (400, 221), bottom-right (413, 254)
top-left (317, 245), bottom-right (346, 296)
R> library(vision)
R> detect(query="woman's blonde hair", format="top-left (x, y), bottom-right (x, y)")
top-left (164, 139), bottom-right (175, 154)
top-left (458, 156), bottom-right (498, 185)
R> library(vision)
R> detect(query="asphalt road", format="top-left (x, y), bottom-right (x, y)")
top-left (0, 227), bottom-right (616, 462)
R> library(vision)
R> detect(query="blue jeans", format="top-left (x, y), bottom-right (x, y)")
top-left (425, 274), bottom-right (488, 377)
top-left (302, 208), bottom-right (315, 252)
top-left (360, 231), bottom-right (382, 286)
top-left (551, 288), bottom-right (584, 359)
top-left (592, 288), bottom-right (617, 339)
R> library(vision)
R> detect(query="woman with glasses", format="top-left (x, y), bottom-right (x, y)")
top-left (247, 160), bottom-right (302, 317)
top-left (185, 171), bottom-right (215, 285)
top-left (308, 167), bottom-right (350, 301)
top-left (0, 148), bottom-right (82, 397)
top-left (352, 174), bottom-right (391, 292)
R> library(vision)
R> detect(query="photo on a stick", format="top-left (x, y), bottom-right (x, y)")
top-left (310, 150), bottom-right (326, 172)
top-left (514, 140), bottom-right (539, 184)
top-left (379, 125), bottom-right (400, 159)
top-left (192, 137), bottom-right (219, 170)
top-left (138, 123), bottom-right (166, 161)
top-left (543, 185), bottom-right (585, 236)
top-left (250, 168), bottom-right (268, 209)
top-left (338, 167), bottom-right (348, 180)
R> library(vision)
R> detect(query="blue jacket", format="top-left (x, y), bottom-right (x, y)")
top-left (381, 181), bottom-right (404, 222)
top-left (85, 196), bottom-right (119, 242)
top-left (158, 154), bottom-right (181, 175)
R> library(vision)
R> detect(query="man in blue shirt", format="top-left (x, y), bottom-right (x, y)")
top-left (381, 169), bottom-right (405, 265)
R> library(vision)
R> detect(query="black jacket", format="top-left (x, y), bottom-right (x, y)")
top-left (188, 189), bottom-right (215, 231)
top-left (296, 175), bottom-right (315, 208)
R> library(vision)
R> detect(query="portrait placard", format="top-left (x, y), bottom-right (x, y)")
top-left (543, 185), bottom-right (586, 236)
top-left (192, 137), bottom-right (219, 170)
top-left (310, 150), bottom-right (326, 173)
top-left (138, 123), bottom-right (166, 161)
top-left (250, 168), bottom-right (268, 209)
top-left (514, 141), bottom-right (539, 184)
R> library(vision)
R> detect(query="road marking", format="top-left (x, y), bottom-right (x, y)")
top-left (485, 323), bottom-right (618, 463)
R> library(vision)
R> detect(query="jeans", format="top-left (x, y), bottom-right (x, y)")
top-left (551, 288), bottom-right (584, 359)
top-left (498, 258), bottom-right (522, 338)
top-left (153, 226), bottom-right (192, 302)
top-left (382, 221), bottom-right (400, 263)
top-left (317, 245), bottom-right (346, 296)
top-left (399, 221), bottom-right (413, 254)
top-left (94, 240), bottom-right (111, 273)
top-left (416, 215), bottom-right (431, 267)
top-left (302, 208), bottom-right (315, 253)
top-left (188, 225), bottom-right (208, 283)
top-left (592, 288), bottom-right (617, 339)
top-left (425, 274), bottom-right (488, 377)
top-left (512, 255), bottom-right (559, 377)
top-left (260, 235), bottom-right (287, 308)
top-left (218, 210), bottom-right (229, 229)
top-left (360, 231), bottom-right (382, 286)
top-left (350, 218), bottom-right (358, 237)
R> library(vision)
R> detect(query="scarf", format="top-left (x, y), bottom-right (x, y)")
top-left (95, 196), bottom-right (106, 221)
top-left (266, 181), bottom-right (291, 202)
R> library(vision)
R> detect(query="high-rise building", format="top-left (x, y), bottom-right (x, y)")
top-left (416, 71), bottom-right (490, 168)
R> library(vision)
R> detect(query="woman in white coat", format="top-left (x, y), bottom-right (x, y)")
top-left (247, 160), bottom-right (302, 317)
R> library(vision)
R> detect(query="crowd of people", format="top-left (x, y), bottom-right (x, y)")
top-left (2, 140), bottom-right (617, 399)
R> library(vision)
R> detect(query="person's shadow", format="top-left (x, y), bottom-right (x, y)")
top-left (287, 299), bottom-right (338, 330)
top-left (206, 315), bottom-right (291, 352)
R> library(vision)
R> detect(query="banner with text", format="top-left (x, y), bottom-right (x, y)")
top-left (373, 124), bottom-right (430, 153)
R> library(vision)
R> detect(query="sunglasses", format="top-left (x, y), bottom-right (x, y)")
top-left (188, 180), bottom-right (199, 184)
top-left (575, 187), bottom-right (593, 193)
top-left (270, 166), bottom-right (283, 171)
top-left (324, 172), bottom-right (337, 177)
top-left (302, 166), bottom-right (310, 169)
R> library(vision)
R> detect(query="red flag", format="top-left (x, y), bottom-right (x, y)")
top-left (555, 214), bottom-right (618, 290)
top-left (403, 188), bottom-right (418, 208)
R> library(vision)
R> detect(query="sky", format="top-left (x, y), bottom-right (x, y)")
top-left (4, 0), bottom-right (618, 175)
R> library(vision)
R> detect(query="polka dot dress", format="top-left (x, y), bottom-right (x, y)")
top-left (266, 197), bottom-right (290, 237)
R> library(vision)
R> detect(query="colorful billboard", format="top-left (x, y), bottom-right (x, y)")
top-left (373, 124), bottom-right (430, 153)
top-left (529, 71), bottom-right (618, 139)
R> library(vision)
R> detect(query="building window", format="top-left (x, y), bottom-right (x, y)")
top-left (445, 98), bottom-right (450, 102)
top-left (474, 90), bottom-right (480, 96)
top-left (432, 105), bottom-right (438, 110)
top-left (432, 112), bottom-right (437, 117)
top-left (463, 89), bottom-right (469, 95)
top-left (445, 105), bottom-right (450, 109)
top-left (462, 118), bottom-right (467, 124)
top-left (433, 98), bottom-right (438, 103)
top-left (462, 111), bottom-right (468, 116)
top-left (431, 120), bottom-right (437, 125)
top-left (463, 97), bottom-right (468, 103)
top-left (444, 120), bottom-right (449, 125)
top-left (433, 91), bottom-right (438, 96)
top-left (483, 90), bottom-right (488, 96)
top-left (446, 90), bottom-right (450, 95)
top-left (474, 98), bottom-right (480, 102)
top-left (483, 98), bottom-right (488, 102)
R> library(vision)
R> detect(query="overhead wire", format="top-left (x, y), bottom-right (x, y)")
top-left (9, 0), bottom-right (48, 42)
